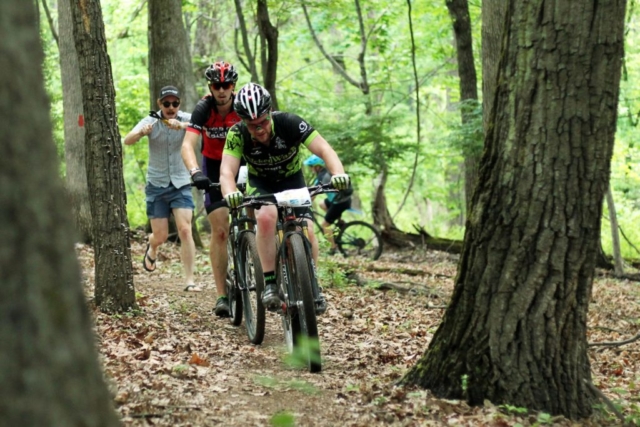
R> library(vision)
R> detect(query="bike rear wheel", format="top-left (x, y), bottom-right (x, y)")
top-left (238, 232), bottom-right (265, 344)
top-left (337, 220), bottom-right (383, 261)
top-left (226, 238), bottom-right (243, 325)
top-left (285, 233), bottom-right (321, 372)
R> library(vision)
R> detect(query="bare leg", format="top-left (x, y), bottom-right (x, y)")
top-left (208, 208), bottom-right (230, 297)
top-left (321, 220), bottom-right (338, 251)
top-left (307, 220), bottom-right (320, 264)
top-left (173, 208), bottom-right (195, 286)
top-left (255, 205), bottom-right (278, 272)
top-left (146, 218), bottom-right (169, 269)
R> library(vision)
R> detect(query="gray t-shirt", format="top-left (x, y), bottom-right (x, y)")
top-left (132, 111), bottom-right (192, 188)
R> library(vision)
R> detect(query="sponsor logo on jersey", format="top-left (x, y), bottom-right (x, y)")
top-left (205, 126), bottom-right (228, 139)
top-left (274, 137), bottom-right (287, 149)
top-left (299, 121), bottom-right (308, 133)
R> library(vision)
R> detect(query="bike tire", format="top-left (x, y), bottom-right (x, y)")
top-left (286, 233), bottom-right (321, 373)
top-left (337, 220), bottom-right (383, 261)
top-left (238, 232), bottom-right (265, 344)
top-left (226, 238), bottom-right (243, 326)
top-left (278, 245), bottom-right (299, 355)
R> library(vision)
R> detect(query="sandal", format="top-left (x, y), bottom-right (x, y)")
top-left (142, 243), bottom-right (156, 272)
top-left (184, 284), bottom-right (203, 292)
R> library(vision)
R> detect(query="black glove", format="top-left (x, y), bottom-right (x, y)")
top-left (191, 171), bottom-right (212, 190)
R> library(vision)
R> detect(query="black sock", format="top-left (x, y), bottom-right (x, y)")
top-left (264, 271), bottom-right (277, 287)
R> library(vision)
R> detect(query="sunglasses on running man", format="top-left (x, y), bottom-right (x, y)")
top-left (162, 101), bottom-right (180, 108)
top-left (211, 82), bottom-right (234, 90)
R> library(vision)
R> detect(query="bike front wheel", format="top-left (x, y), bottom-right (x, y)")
top-left (238, 232), bottom-right (265, 344)
top-left (285, 233), bottom-right (321, 373)
top-left (226, 238), bottom-right (243, 325)
top-left (337, 220), bottom-right (383, 261)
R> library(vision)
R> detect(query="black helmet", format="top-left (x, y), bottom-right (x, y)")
top-left (204, 61), bottom-right (238, 84)
top-left (234, 83), bottom-right (272, 120)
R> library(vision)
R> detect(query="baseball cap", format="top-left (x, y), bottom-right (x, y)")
top-left (159, 86), bottom-right (180, 100)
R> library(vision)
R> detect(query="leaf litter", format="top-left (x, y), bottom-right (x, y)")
top-left (77, 233), bottom-right (640, 426)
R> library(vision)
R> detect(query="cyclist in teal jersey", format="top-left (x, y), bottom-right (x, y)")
top-left (219, 83), bottom-right (350, 311)
top-left (304, 154), bottom-right (353, 255)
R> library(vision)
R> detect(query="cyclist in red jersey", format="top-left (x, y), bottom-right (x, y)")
top-left (181, 61), bottom-right (241, 317)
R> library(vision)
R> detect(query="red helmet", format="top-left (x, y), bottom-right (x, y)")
top-left (204, 61), bottom-right (238, 84)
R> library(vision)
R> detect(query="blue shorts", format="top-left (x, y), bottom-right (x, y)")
top-left (145, 183), bottom-right (195, 219)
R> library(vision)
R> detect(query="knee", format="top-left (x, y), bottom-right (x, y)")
top-left (177, 223), bottom-right (192, 241)
top-left (256, 210), bottom-right (276, 231)
top-left (153, 230), bottom-right (168, 243)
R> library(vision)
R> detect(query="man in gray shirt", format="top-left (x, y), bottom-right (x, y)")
top-left (124, 86), bottom-right (199, 291)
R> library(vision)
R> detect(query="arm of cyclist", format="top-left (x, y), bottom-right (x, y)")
top-left (220, 153), bottom-right (243, 208)
top-left (307, 135), bottom-right (350, 190)
top-left (181, 131), bottom-right (212, 189)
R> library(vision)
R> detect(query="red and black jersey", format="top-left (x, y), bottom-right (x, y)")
top-left (186, 94), bottom-right (241, 160)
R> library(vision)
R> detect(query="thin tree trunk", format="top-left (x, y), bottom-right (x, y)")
top-left (446, 0), bottom-right (480, 215)
top-left (70, 0), bottom-right (136, 312)
top-left (256, 0), bottom-right (279, 109)
top-left (148, 0), bottom-right (194, 110)
top-left (59, 0), bottom-right (92, 243)
top-left (606, 186), bottom-right (624, 276)
top-left (0, 1), bottom-right (119, 424)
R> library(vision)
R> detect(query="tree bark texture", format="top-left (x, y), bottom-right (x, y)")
top-left (59, 0), bottom-right (92, 243)
top-left (70, 0), bottom-right (136, 312)
top-left (403, 0), bottom-right (626, 419)
top-left (446, 0), bottom-right (480, 214)
top-left (481, 0), bottom-right (507, 135)
top-left (148, 0), bottom-right (195, 110)
top-left (0, 2), bottom-right (120, 424)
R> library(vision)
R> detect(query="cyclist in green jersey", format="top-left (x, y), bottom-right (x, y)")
top-left (219, 83), bottom-right (350, 311)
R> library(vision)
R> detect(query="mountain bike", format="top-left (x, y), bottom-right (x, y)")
top-left (194, 173), bottom-right (265, 344)
top-left (310, 208), bottom-right (383, 261)
top-left (231, 183), bottom-right (334, 373)
top-left (225, 188), bottom-right (265, 344)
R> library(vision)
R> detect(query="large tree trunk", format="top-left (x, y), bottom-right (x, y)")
top-left (58, 0), bottom-right (92, 243)
top-left (148, 0), bottom-right (196, 110)
top-left (70, 0), bottom-right (136, 312)
top-left (446, 0), bottom-right (480, 215)
top-left (0, 2), bottom-right (119, 424)
top-left (402, 0), bottom-right (626, 419)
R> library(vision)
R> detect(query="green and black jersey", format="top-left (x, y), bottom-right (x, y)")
top-left (224, 111), bottom-right (319, 182)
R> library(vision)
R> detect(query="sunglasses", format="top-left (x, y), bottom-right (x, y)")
top-left (244, 115), bottom-right (271, 131)
top-left (211, 82), bottom-right (234, 90)
top-left (162, 101), bottom-right (180, 108)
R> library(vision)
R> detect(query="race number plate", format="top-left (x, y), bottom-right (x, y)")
top-left (274, 188), bottom-right (312, 207)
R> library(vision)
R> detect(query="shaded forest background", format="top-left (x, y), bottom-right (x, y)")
top-left (39, 0), bottom-right (640, 256)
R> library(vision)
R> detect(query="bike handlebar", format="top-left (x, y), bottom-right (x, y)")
top-left (190, 181), bottom-right (339, 209)
top-left (232, 183), bottom-right (337, 209)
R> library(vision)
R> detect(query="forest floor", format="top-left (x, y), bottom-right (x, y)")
top-left (79, 229), bottom-right (640, 427)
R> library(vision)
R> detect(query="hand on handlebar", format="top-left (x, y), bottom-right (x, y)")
top-left (191, 171), bottom-right (212, 190)
top-left (331, 173), bottom-right (350, 190)
top-left (224, 191), bottom-right (244, 209)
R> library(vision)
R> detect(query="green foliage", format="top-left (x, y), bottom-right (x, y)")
top-left (270, 411), bottom-right (295, 427)
top-left (283, 335), bottom-right (321, 369)
top-left (40, 0), bottom-right (640, 252)
top-left (444, 99), bottom-right (484, 158)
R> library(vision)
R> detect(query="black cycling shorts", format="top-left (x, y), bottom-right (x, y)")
top-left (324, 198), bottom-right (351, 224)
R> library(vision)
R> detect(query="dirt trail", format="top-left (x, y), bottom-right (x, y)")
top-left (79, 237), bottom-right (638, 426)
